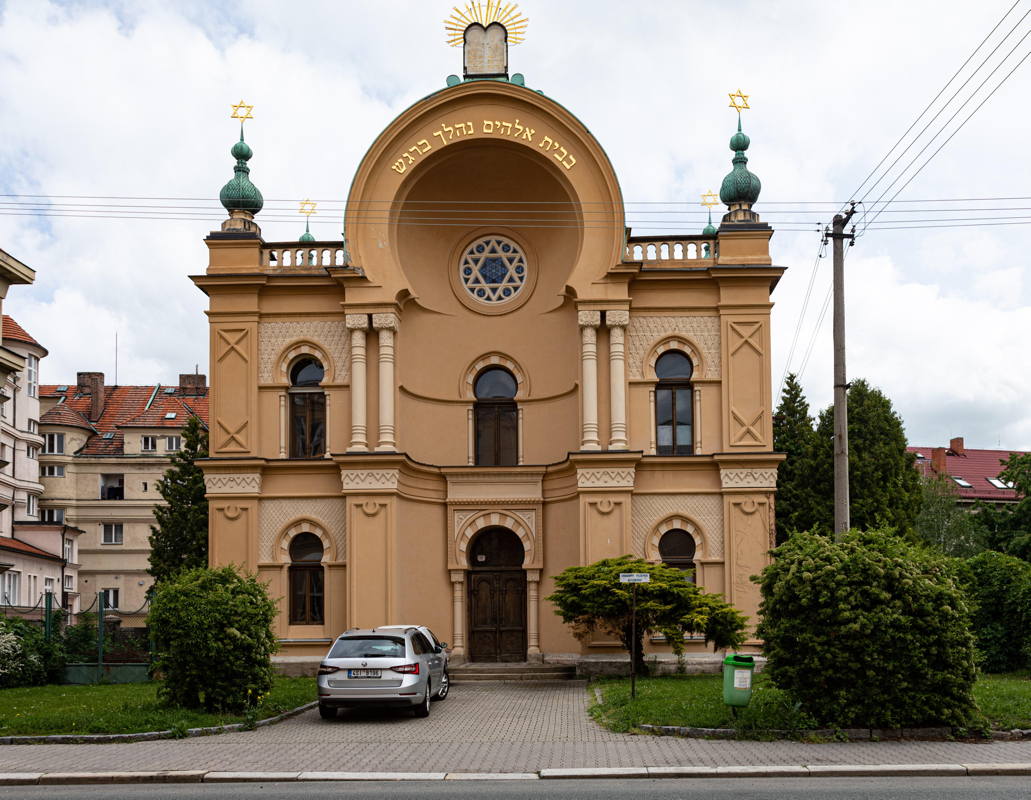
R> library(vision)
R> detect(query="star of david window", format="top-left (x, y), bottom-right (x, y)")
top-left (459, 236), bottom-right (527, 304)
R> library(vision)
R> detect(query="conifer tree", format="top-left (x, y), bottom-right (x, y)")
top-left (148, 415), bottom-right (209, 584)
top-left (772, 374), bottom-right (820, 542)
top-left (812, 379), bottom-right (921, 536)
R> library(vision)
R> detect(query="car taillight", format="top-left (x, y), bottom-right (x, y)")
top-left (317, 664), bottom-right (341, 675)
top-left (390, 663), bottom-right (420, 674)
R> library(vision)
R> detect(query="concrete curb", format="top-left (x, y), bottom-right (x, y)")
top-left (638, 723), bottom-right (1031, 742)
top-left (2, 764), bottom-right (1031, 784)
top-left (0, 701), bottom-right (317, 746)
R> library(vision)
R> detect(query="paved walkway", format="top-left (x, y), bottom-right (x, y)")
top-left (2, 682), bottom-right (1030, 774)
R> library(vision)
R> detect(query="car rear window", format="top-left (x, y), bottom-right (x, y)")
top-left (328, 636), bottom-right (406, 659)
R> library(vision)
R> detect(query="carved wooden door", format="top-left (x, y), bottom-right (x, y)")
top-left (468, 571), bottom-right (526, 662)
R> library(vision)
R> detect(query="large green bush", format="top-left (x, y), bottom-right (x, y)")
top-left (0, 616), bottom-right (64, 688)
top-left (960, 551), bottom-right (1031, 672)
top-left (755, 529), bottom-right (978, 728)
top-left (148, 566), bottom-right (278, 712)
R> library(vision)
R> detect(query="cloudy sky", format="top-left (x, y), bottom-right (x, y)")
top-left (0, 0), bottom-right (1028, 449)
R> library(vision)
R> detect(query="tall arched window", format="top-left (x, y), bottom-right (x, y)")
top-left (474, 367), bottom-right (517, 466)
top-left (659, 528), bottom-right (696, 582)
top-left (655, 351), bottom-right (693, 455)
top-left (289, 358), bottom-right (326, 458)
top-left (288, 532), bottom-right (324, 624)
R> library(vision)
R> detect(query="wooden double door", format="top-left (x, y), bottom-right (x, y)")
top-left (466, 526), bottom-right (527, 662)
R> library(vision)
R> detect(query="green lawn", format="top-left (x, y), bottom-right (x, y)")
top-left (0, 677), bottom-right (315, 737)
top-left (590, 672), bottom-right (1031, 734)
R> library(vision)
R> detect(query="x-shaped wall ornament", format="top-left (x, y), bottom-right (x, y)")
top-left (731, 408), bottom-right (764, 444)
top-left (729, 322), bottom-right (763, 356)
top-left (217, 329), bottom-right (248, 362)
top-left (217, 419), bottom-right (248, 451)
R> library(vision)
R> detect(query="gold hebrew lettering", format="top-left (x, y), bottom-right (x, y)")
top-left (483, 120), bottom-right (494, 133)
top-left (540, 135), bottom-right (553, 149)
top-left (403, 151), bottom-right (415, 165)
top-left (521, 126), bottom-right (534, 142)
top-left (562, 154), bottom-right (576, 169)
top-left (455, 122), bottom-right (468, 135)
top-left (391, 160), bottom-right (406, 174)
top-left (500, 121), bottom-right (512, 135)
top-left (416, 138), bottom-right (431, 154)
top-left (555, 146), bottom-right (567, 162)
top-left (514, 119), bottom-right (523, 137)
top-left (443, 124), bottom-right (455, 139)
top-left (433, 130), bottom-right (447, 146)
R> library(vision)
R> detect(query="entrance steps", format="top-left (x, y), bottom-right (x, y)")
top-left (449, 662), bottom-right (577, 682)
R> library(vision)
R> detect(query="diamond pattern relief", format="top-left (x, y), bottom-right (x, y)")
top-left (460, 236), bottom-right (527, 304)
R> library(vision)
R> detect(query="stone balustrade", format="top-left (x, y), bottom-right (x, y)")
top-left (262, 243), bottom-right (349, 269)
top-left (626, 235), bottom-right (716, 264)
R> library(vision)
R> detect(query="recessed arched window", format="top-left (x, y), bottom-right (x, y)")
top-left (289, 357), bottom-right (326, 458)
top-left (655, 351), bottom-right (693, 456)
top-left (474, 367), bottom-right (517, 466)
top-left (288, 532), bottom-right (324, 625)
top-left (659, 528), bottom-right (696, 582)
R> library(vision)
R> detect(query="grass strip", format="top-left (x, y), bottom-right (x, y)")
top-left (0, 676), bottom-right (315, 737)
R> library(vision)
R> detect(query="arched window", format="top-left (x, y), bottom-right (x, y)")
top-left (474, 367), bottom-right (517, 466)
top-left (655, 351), bottom-right (693, 456)
top-left (659, 528), bottom-right (696, 582)
top-left (289, 358), bottom-right (326, 458)
top-left (288, 532), bottom-right (324, 624)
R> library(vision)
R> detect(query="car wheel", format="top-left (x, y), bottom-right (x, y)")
top-left (318, 703), bottom-right (337, 720)
top-left (413, 680), bottom-right (431, 718)
top-left (433, 669), bottom-right (449, 701)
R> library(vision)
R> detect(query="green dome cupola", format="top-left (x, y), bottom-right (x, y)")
top-left (220, 129), bottom-right (264, 215)
top-left (719, 116), bottom-right (761, 207)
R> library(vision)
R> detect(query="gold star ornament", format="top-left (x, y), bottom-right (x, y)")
top-left (445, 2), bottom-right (528, 46)
top-left (230, 100), bottom-right (254, 122)
top-left (728, 89), bottom-right (750, 112)
top-left (299, 199), bottom-right (317, 216)
top-left (700, 190), bottom-right (720, 208)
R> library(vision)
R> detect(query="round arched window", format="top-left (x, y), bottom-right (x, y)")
top-left (289, 532), bottom-right (324, 562)
top-left (290, 358), bottom-right (324, 387)
top-left (655, 351), bottom-right (694, 381)
top-left (474, 367), bottom-right (517, 399)
top-left (659, 528), bottom-right (696, 582)
top-left (459, 236), bottom-right (527, 304)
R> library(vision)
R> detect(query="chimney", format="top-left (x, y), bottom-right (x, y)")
top-left (931, 447), bottom-right (948, 476)
top-left (949, 436), bottom-right (965, 456)
top-left (179, 373), bottom-right (207, 396)
top-left (76, 372), bottom-right (105, 421)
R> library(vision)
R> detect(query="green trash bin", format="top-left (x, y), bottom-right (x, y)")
top-left (722, 653), bottom-right (755, 708)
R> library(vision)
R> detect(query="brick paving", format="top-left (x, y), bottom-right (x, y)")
top-left (1, 682), bottom-right (1030, 774)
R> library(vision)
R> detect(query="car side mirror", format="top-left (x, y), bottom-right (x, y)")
top-left (438, 642), bottom-right (448, 651)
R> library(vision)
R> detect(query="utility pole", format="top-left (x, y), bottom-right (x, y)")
top-left (830, 204), bottom-right (856, 540)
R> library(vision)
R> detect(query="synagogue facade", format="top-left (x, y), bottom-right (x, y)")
top-left (195, 11), bottom-right (784, 663)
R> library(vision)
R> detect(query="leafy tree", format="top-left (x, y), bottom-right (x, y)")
top-left (812, 379), bottom-right (921, 537)
top-left (755, 529), bottom-right (978, 728)
top-left (148, 415), bottom-right (209, 583)
top-left (915, 475), bottom-right (986, 557)
top-left (546, 555), bottom-right (747, 676)
top-left (773, 373), bottom-right (820, 542)
top-left (979, 452), bottom-right (1031, 561)
top-left (959, 551), bottom-right (1031, 672)
top-left (149, 566), bottom-right (277, 712)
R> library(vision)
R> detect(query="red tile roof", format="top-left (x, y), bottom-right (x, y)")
top-left (2, 315), bottom-right (46, 354)
top-left (0, 535), bottom-right (62, 562)
top-left (39, 382), bottom-right (209, 457)
top-left (909, 441), bottom-right (1026, 503)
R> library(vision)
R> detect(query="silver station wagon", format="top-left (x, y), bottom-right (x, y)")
top-left (317, 627), bottom-right (448, 719)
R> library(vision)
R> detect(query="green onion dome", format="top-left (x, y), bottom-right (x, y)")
top-left (299, 218), bottom-right (315, 242)
top-left (719, 117), bottom-right (761, 206)
top-left (220, 131), bottom-right (264, 214)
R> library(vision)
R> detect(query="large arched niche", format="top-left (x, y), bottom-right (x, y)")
top-left (344, 81), bottom-right (625, 298)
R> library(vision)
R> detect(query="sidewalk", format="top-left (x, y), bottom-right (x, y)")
top-left (2, 682), bottom-right (1030, 777)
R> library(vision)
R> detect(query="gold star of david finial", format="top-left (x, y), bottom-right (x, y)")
top-left (700, 190), bottom-right (720, 208)
top-left (230, 100), bottom-right (254, 122)
top-left (299, 199), bottom-right (317, 217)
top-left (728, 89), bottom-right (750, 112)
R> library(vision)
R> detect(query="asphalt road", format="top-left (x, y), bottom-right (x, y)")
top-left (2, 778), bottom-right (1030, 800)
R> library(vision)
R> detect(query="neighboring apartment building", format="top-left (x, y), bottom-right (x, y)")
top-left (909, 436), bottom-right (1026, 506)
top-left (38, 373), bottom-right (209, 611)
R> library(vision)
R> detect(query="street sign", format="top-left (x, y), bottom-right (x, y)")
top-left (619, 573), bottom-right (651, 583)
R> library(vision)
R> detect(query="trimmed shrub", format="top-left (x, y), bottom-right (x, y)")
top-left (148, 566), bottom-right (278, 712)
top-left (960, 551), bottom-right (1031, 672)
top-left (755, 529), bottom-right (978, 728)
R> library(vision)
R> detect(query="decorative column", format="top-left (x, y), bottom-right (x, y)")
top-left (526, 569), bottom-right (541, 658)
top-left (278, 393), bottom-right (287, 458)
top-left (606, 310), bottom-right (629, 449)
top-left (466, 408), bottom-right (475, 465)
top-left (346, 314), bottom-right (369, 452)
top-left (449, 569), bottom-right (466, 657)
top-left (517, 407), bottom-right (524, 465)
top-left (694, 388), bottom-right (702, 454)
top-left (578, 310), bottom-right (601, 451)
top-left (648, 389), bottom-right (657, 455)
top-left (323, 393), bottom-right (332, 458)
top-left (373, 313), bottom-right (398, 452)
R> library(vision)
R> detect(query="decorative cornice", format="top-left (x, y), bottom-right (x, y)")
top-left (576, 467), bottom-right (636, 490)
top-left (345, 314), bottom-right (369, 330)
top-left (606, 310), bottom-right (630, 328)
top-left (340, 468), bottom-right (399, 492)
top-left (720, 468), bottom-right (778, 490)
top-left (204, 473), bottom-right (262, 494)
top-left (446, 497), bottom-right (541, 506)
top-left (372, 313), bottom-right (399, 331)
top-left (577, 310), bottom-right (601, 328)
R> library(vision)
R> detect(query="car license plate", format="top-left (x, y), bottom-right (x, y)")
top-left (348, 669), bottom-right (381, 678)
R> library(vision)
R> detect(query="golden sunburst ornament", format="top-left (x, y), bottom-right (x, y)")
top-left (728, 89), bottom-right (750, 112)
top-left (230, 100), bottom-right (254, 122)
top-left (700, 190), bottom-right (720, 208)
top-left (445, 1), bottom-right (528, 46)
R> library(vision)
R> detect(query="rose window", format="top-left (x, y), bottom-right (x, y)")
top-left (459, 236), bottom-right (527, 304)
